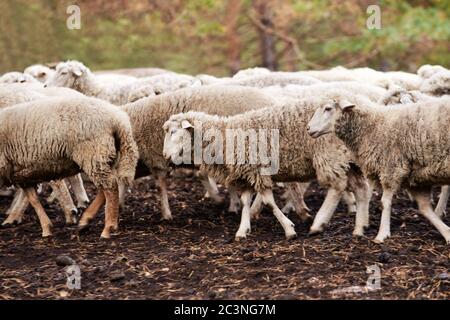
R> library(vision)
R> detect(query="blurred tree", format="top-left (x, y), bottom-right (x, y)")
top-left (0, 0), bottom-right (449, 75)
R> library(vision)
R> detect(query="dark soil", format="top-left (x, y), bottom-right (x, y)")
top-left (0, 175), bottom-right (448, 299)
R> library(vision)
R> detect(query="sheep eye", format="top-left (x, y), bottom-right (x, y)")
top-left (170, 129), bottom-right (177, 135)
top-left (324, 107), bottom-right (332, 112)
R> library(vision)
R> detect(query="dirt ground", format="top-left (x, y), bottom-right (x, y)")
top-left (0, 175), bottom-right (448, 300)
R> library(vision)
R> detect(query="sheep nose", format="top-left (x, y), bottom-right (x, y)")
top-left (306, 125), bottom-right (310, 131)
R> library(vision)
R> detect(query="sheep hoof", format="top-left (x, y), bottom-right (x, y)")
top-left (285, 232), bottom-right (297, 240)
top-left (160, 214), bottom-right (173, 221)
top-left (66, 215), bottom-right (78, 225)
top-left (77, 223), bottom-right (90, 234)
top-left (298, 212), bottom-right (313, 222)
top-left (352, 230), bottom-right (365, 237)
top-left (234, 235), bottom-right (247, 242)
top-left (308, 226), bottom-right (323, 235)
top-left (227, 207), bottom-right (239, 214)
top-left (77, 202), bottom-right (89, 210)
top-left (212, 196), bottom-right (225, 205)
top-left (42, 230), bottom-right (53, 238)
top-left (2, 218), bottom-right (22, 226)
top-left (100, 231), bottom-right (111, 239)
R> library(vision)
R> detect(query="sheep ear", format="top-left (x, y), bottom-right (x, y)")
top-left (181, 120), bottom-right (193, 129)
top-left (73, 69), bottom-right (83, 77)
top-left (339, 100), bottom-right (355, 112)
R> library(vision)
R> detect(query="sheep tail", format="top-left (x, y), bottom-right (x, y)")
top-left (112, 121), bottom-right (139, 187)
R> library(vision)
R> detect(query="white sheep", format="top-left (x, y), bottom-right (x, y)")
top-left (420, 70), bottom-right (450, 96)
top-left (163, 99), bottom-right (372, 241)
top-left (24, 64), bottom-right (55, 83)
top-left (307, 94), bottom-right (450, 243)
top-left (233, 67), bottom-right (271, 79)
top-left (0, 96), bottom-right (138, 238)
top-left (0, 72), bottom-right (39, 84)
top-left (46, 60), bottom-right (200, 105)
top-left (417, 64), bottom-right (447, 79)
top-left (220, 73), bottom-right (321, 88)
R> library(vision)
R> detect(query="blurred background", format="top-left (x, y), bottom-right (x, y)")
top-left (0, 0), bottom-right (449, 75)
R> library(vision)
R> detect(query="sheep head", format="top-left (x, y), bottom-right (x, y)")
top-left (0, 72), bottom-right (38, 84)
top-left (307, 99), bottom-right (355, 138)
top-left (420, 70), bottom-right (450, 96)
top-left (45, 60), bottom-right (90, 88)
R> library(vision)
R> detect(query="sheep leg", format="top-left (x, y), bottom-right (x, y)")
top-left (250, 193), bottom-right (263, 220)
top-left (24, 187), bottom-right (53, 237)
top-left (374, 188), bottom-right (395, 243)
top-left (49, 180), bottom-right (78, 225)
top-left (200, 175), bottom-right (224, 204)
top-left (3, 189), bottom-right (28, 225)
top-left (67, 174), bottom-right (90, 209)
top-left (5, 189), bottom-right (22, 216)
top-left (78, 191), bottom-right (106, 230)
top-left (118, 181), bottom-right (126, 208)
top-left (435, 185), bottom-right (449, 217)
top-left (342, 191), bottom-right (357, 214)
top-left (351, 182), bottom-right (372, 237)
top-left (260, 189), bottom-right (297, 240)
top-left (154, 170), bottom-right (172, 221)
top-left (410, 189), bottom-right (450, 243)
top-left (235, 190), bottom-right (253, 241)
top-left (287, 182), bottom-right (312, 221)
top-left (101, 183), bottom-right (120, 239)
top-left (309, 188), bottom-right (343, 234)
top-left (227, 186), bottom-right (241, 213)
top-left (46, 189), bottom-right (57, 204)
top-left (0, 188), bottom-right (14, 197)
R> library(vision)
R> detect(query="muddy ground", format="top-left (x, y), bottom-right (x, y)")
top-left (0, 175), bottom-right (448, 300)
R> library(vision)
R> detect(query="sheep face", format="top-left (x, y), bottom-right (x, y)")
top-left (307, 100), bottom-right (355, 138)
top-left (162, 119), bottom-right (194, 164)
top-left (0, 72), bottom-right (37, 84)
top-left (417, 64), bottom-right (446, 79)
top-left (24, 65), bottom-right (54, 83)
top-left (420, 71), bottom-right (450, 96)
top-left (46, 61), bottom-right (89, 88)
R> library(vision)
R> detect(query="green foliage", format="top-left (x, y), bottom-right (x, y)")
top-left (0, 0), bottom-right (448, 74)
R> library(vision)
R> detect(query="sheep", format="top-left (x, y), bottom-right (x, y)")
top-left (46, 60), bottom-right (200, 105)
top-left (94, 67), bottom-right (170, 78)
top-left (162, 100), bottom-right (372, 241)
top-left (233, 67), bottom-right (271, 79)
top-left (220, 73), bottom-right (321, 88)
top-left (0, 72), bottom-right (39, 84)
top-left (267, 81), bottom-right (387, 103)
top-left (119, 85), bottom-right (297, 221)
top-left (420, 70), bottom-right (450, 96)
top-left (380, 85), bottom-right (436, 105)
top-left (297, 67), bottom-right (421, 90)
top-left (24, 64), bottom-right (55, 83)
top-left (195, 74), bottom-right (231, 85)
top-left (417, 64), bottom-right (447, 79)
top-left (0, 84), bottom-right (90, 215)
top-left (0, 96), bottom-right (138, 238)
top-left (307, 94), bottom-right (450, 243)
top-left (126, 74), bottom-right (202, 102)
top-left (57, 85), bottom-right (287, 226)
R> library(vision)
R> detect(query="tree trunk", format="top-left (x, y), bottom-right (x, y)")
top-left (225, 0), bottom-right (242, 75)
top-left (253, 1), bottom-right (277, 70)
